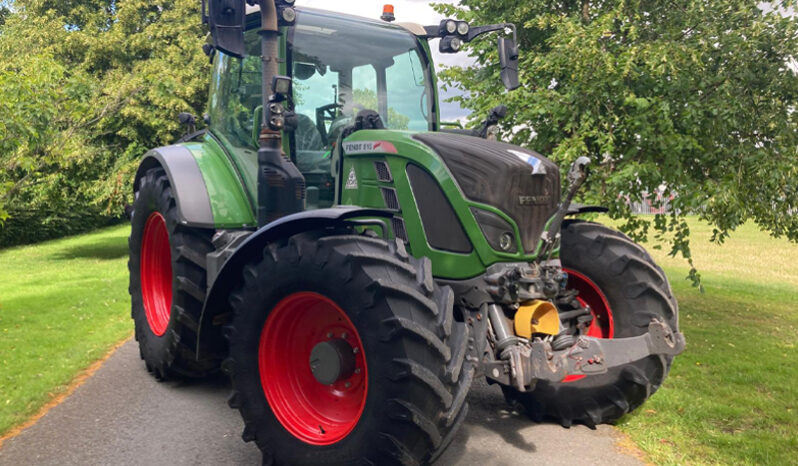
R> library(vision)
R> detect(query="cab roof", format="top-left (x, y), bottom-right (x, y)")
top-left (244, 5), bottom-right (427, 37)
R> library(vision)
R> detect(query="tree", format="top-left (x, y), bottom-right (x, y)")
top-left (353, 88), bottom-right (411, 130)
top-left (435, 0), bottom-right (798, 284)
top-left (0, 0), bottom-right (209, 231)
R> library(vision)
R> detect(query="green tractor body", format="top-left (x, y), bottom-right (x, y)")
top-left (128, 3), bottom-right (684, 464)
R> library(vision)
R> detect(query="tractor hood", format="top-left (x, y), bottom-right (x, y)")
top-left (413, 133), bottom-right (560, 253)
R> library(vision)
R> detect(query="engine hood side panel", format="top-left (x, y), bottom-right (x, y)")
top-left (337, 130), bottom-right (558, 280)
top-left (413, 132), bottom-right (561, 254)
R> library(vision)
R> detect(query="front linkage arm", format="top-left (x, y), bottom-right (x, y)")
top-left (485, 320), bottom-right (685, 390)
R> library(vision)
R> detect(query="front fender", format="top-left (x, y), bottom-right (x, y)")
top-left (134, 145), bottom-right (215, 228)
top-left (565, 203), bottom-right (609, 216)
top-left (196, 206), bottom-right (393, 358)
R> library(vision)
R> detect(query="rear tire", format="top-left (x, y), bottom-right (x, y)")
top-left (129, 167), bottom-right (220, 380)
top-left (503, 220), bottom-right (679, 428)
top-left (225, 233), bottom-right (473, 465)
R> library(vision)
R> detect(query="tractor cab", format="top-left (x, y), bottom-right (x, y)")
top-left (207, 7), bottom-right (437, 210)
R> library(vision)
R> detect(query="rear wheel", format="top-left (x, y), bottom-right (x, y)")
top-left (503, 220), bottom-right (679, 428)
top-left (129, 167), bottom-right (219, 380)
top-left (225, 234), bottom-right (473, 465)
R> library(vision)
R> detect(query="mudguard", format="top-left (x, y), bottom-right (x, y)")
top-left (196, 206), bottom-right (394, 358)
top-left (566, 203), bottom-right (609, 216)
top-left (134, 145), bottom-right (215, 228)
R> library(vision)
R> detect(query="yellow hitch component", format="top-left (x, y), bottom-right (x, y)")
top-left (514, 300), bottom-right (561, 338)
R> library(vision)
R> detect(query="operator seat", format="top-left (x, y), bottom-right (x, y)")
top-left (295, 113), bottom-right (324, 151)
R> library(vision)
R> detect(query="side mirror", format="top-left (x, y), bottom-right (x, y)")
top-left (207, 0), bottom-right (247, 58)
top-left (490, 104), bottom-right (507, 120)
top-left (498, 37), bottom-right (520, 91)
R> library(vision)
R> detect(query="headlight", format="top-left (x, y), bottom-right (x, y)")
top-left (457, 21), bottom-right (470, 36)
top-left (472, 208), bottom-right (518, 253)
top-left (445, 20), bottom-right (457, 34)
top-left (439, 36), bottom-right (463, 54)
top-left (281, 7), bottom-right (296, 23)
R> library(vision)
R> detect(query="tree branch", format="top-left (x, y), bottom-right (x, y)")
top-left (581, 0), bottom-right (590, 23)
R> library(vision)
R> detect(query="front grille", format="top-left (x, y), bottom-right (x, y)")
top-left (391, 217), bottom-right (408, 242)
top-left (406, 164), bottom-right (472, 253)
top-left (414, 133), bottom-right (560, 254)
top-left (381, 187), bottom-right (400, 211)
top-left (374, 161), bottom-right (393, 182)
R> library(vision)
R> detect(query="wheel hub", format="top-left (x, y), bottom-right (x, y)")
top-left (259, 292), bottom-right (367, 445)
top-left (310, 338), bottom-right (356, 385)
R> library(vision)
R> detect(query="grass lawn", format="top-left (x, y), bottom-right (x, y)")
top-left (0, 224), bottom-right (132, 438)
top-left (0, 219), bottom-right (795, 465)
top-left (615, 220), bottom-right (798, 465)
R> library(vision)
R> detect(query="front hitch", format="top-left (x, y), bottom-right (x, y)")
top-left (485, 320), bottom-right (685, 389)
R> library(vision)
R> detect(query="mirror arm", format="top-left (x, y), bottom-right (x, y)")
top-left (422, 23), bottom-right (516, 42)
top-left (465, 23), bottom-right (516, 43)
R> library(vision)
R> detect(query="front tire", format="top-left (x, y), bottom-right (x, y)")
top-left (504, 220), bottom-right (679, 428)
top-left (225, 234), bottom-right (473, 465)
top-left (129, 167), bottom-right (219, 380)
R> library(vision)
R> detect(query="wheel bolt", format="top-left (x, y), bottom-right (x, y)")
top-left (341, 332), bottom-right (348, 339)
top-left (326, 332), bottom-right (333, 339)
top-left (355, 368), bottom-right (361, 374)
top-left (353, 347), bottom-right (359, 354)
top-left (344, 382), bottom-right (351, 388)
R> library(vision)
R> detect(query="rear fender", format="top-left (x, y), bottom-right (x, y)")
top-left (196, 206), bottom-right (393, 358)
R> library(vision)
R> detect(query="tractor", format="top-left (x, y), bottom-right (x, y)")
top-left (128, 1), bottom-right (685, 464)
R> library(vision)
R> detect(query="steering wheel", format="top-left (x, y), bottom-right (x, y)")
top-left (315, 103), bottom-right (343, 145)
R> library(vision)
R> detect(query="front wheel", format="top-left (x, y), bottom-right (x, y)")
top-left (503, 220), bottom-right (679, 428)
top-left (225, 234), bottom-right (473, 465)
top-left (128, 167), bottom-right (219, 380)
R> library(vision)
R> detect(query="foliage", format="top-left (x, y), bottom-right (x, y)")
top-left (0, 5), bottom-right (9, 28)
top-left (434, 0), bottom-right (798, 283)
top-left (353, 88), bottom-right (411, 130)
top-left (0, 0), bottom-right (209, 238)
top-left (0, 208), bottom-right (120, 248)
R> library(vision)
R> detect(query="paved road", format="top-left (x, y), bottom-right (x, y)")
top-left (0, 340), bottom-right (642, 466)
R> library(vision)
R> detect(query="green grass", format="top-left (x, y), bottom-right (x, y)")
top-left (614, 219), bottom-right (798, 465)
top-left (0, 225), bottom-right (132, 437)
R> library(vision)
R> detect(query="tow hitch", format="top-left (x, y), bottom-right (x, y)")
top-left (485, 319), bottom-right (685, 390)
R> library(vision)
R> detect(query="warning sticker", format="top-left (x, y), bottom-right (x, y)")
top-left (345, 167), bottom-right (358, 190)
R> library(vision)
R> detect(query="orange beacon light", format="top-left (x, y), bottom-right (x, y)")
top-left (381, 4), bottom-right (396, 22)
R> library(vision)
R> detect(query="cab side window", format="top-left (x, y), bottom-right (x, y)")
top-left (208, 33), bottom-right (262, 149)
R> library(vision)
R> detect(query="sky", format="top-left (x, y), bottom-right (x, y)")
top-left (296, 0), bottom-right (474, 122)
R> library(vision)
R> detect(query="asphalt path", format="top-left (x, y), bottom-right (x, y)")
top-left (0, 340), bottom-right (642, 466)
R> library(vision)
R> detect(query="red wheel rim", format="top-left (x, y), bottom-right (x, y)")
top-left (259, 292), bottom-right (368, 445)
top-left (140, 212), bottom-right (172, 337)
top-left (561, 268), bottom-right (614, 383)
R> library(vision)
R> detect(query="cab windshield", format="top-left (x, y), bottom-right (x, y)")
top-left (290, 8), bottom-right (434, 152)
top-left (206, 8), bottom-right (434, 209)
